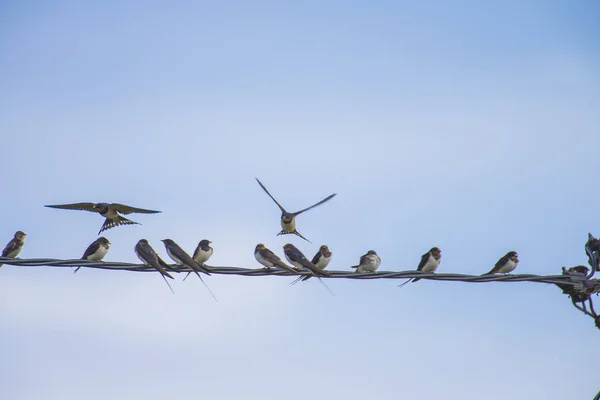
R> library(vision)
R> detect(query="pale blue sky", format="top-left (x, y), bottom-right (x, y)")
top-left (1, 1), bottom-right (599, 399)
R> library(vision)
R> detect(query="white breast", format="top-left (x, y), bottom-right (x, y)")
top-left (255, 251), bottom-right (273, 268)
top-left (358, 255), bottom-right (379, 273)
top-left (194, 248), bottom-right (213, 264)
top-left (285, 254), bottom-right (303, 270)
top-left (315, 255), bottom-right (331, 270)
top-left (497, 259), bottom-right (517, 273)
top-left (87, 244), bottom-right (109, 261)
top-left (421, 255), bottom-right (439, 273)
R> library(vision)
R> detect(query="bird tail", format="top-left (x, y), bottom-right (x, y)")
top-left (398, 278), bottom-right (415, 288)
top-left (98, 216), bottom-right (140, 234)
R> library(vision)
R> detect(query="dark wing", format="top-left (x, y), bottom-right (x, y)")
top-left (485, 255), bottom-right (509, 275)
top-left (291, 193), bottom-right (337, 216)
top-left (358, 253), bottom-right (369, 266)
top-left (170, 243), bottom-right (211, 275)
top-left (255, 178), bottom-right (286, 213)
top-left (45, 202), bottom-right (97, 212)
top-left (81, 240), bottom-right (101, 259)
top-left (290, 249), bottom-right (330, 276)
top-left (2, 239), bottom-right (19, 257)
top-left (110, 204), bottom-right (161, 214)
top-left (416, 252), bottom-right (430, 271)
top-left (311, 251), bottom-right (322, 265)
top-left (99, 216), bottom-right (139, 234)
top-left (261, 248), bottom-right (283, 263)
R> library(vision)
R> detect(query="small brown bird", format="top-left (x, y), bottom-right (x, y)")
top-left (45, 202), bottom-right (161, 234)
top-left (74, 237), bottom-right (110, 274)
top-left (484, 251), bottom-right (519, 275)
top-left (292, 245), bottom-right (332, 284)
top-left (351, 250), bottom-right (380, 273)
top-left (398, 247), bottom-right (442, 287)
top-left (134, 239), bottom-right (175, 293)
top-left (254, 243), bottom-right (297, 273)
top-left (0, 231), bottom-right (26, 267)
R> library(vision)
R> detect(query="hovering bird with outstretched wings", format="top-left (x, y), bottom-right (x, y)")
top-left (45, 202), bottom-right (161, 234)
top-left (255, 178), bottom-right (336, 243)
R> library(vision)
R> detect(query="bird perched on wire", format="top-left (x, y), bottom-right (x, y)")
top-left (74, 237), bottom-right (110, 274)
top-left (484, 251), bottom-right (519, 275)
top-left (0, 231), bottom-right (26, 267)
top-left (398, 247), bottom-right (441, 288)
top-left (291, 245), bottom-right (332, 284)
top-left (44, 202), bottom-right (161, 234)
top-left (351, 250), bottom-right (380, 273)
top-left (184, 239), bottom-right (214, 281)
top-left (255, 178), bottom-right (336, 243)
top-left (254, 243), bottom-right (297, 273)
top-left (283, 243), bottom-right (331, 277)
top-left (134, 239), bottom-right (175, 293)
top-left (161, 239), bottom-right (216, 301)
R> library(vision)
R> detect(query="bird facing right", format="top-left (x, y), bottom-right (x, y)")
top-left (484, 251), bottom-right (519, 275)
top-left (0, 231), bottom-right (27, 267)
top-left (351, 250), bottom-right (380, 273)
top-left (74, 237), bottom-right (110, 274)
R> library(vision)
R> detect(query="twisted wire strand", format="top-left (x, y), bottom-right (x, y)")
top-left (1, 257), bottom-right (597, 289)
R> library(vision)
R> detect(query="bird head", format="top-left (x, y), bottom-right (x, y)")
top-left (431, 247), bottom-right (441, 259)
top-left (508, 251), bottom-right (518, 263)
top-left (255, 243), bottom-right (265, 251)
top-left (15, 231), bottom-right (26, 240)
top-left (99, 237), bottom-right (110, 246)
top-left (319, 245), bottom-right (331, 256)
top-left (367, 250), bottom-right (377, 256)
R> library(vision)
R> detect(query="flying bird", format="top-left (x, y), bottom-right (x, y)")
top-left (254, 243), bottom-right (297, 273)
top-left (0, 231), bottom-right (26, 267)
top-left (484, 251), bottom-right (519, 275)
top-left (351, 250), bottom-right (380, 273)
top-left (162, 239), bottom-right (216, 301)
top-left (292, 245), bottom-right (332, 284)
top-left (134, 239), bottom-right (175, 293)
top-left (45, 202), bottom-right (161, 234)
top-left (74, 237), bottom-right (110, 274)
top-left (398, 247), bottom-right (441, 287)
top-left (255, 178), bottom-right (336, 243)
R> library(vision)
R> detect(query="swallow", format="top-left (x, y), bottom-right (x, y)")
top-left (0, 231), bottom-right (26, 267)
top-left (162, 239), bottom-right (216, 301)
top-left (254, 243), bottom-right (297, 273)
top-left (399, 247), bottom-right (441, 287)
top-left (283, 243), bottom-right (331, 277)
top-left (484, 251), bottom-right (519, 275)
top-left (292, 245), bottom-right (332, 284)
top-left (45, 202), bottom-right (161, 235)
top-left (351, 250), bottom-right (380, 273)
top-left (183, 239), bottom-right (214, 281)
top-left (74, 237), bottom-right (110, 274)
top-left (256, 178), bottom-right (336, 243)
top-left (193, 239), bottom-right (213, 266)
top-left (134, 239), bottom-right (175, 293)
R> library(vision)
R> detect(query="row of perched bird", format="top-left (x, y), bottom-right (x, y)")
top-left (0, 178), bottom-right (520, 295)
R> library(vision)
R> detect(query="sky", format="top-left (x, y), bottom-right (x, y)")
top-left (1, 0), bottom-right (600, 399)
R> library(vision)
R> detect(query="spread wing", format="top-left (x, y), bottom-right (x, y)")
top-left (255, 178), bottom-right (286, 213)
top-left (45, 202), bottom-right (97, 212)
top-left (416, 252), bottom-right (430, 271)
top-left (292, 193), bottom-right (337, 216)
top-left (110, 204), bottom-right (161, 214)
top-left (2, 238), bottom-right (19, 257)
top-left (81, 240), bottom-right (101, 259)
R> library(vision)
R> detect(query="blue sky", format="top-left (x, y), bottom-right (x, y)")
top-left (1, 1), bottom-right (599, 398)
